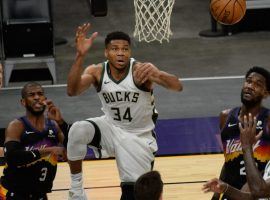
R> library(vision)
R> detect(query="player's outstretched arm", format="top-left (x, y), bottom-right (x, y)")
top-left (203, 178), bottom-right (253, 200)
top-left (240, 114), bottom-right (270, 198)
top-left (133, 62), bottom-right (182, 91)
top-left (67, 23), bottom-right (98, 96)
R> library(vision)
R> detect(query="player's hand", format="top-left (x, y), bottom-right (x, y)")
top-left (75, 23), bottom-right (98, 56)
top-left (45, 100), bottom-right (64, 124)
top-left (239, 113), bottom-right (263, 148)
top-left (49, 146), bottom-right (67, 161)
top-left (134, 62), bottom-right (160, 85)
top-left (202, 178), bottom-right (227, 194)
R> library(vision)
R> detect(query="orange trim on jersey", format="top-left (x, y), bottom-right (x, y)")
top-left (0, 184), bottom-right (7, 200)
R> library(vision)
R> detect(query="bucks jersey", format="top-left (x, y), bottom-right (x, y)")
top-left (220, 107), bottom-right (270, 200)
top-left (263, 161), bottom-right (270, 180)
top-left (1, 116), bottom-right (59, 195)
top-left (97, 58), bottom-right (158, 134)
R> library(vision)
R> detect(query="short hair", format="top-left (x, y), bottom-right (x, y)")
top-left (134, 171), bottom-right (163, 200)
top-left (21, 82), bottom-right (43, 98)
top-left (245, 66), bottom-right (270, 92)
top-left (105, 31), bottom-right (131, 47)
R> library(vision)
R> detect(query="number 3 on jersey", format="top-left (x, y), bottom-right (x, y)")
top-left (111, 107), bottom-right (133, 122)
top-left (39, 167), bottom-right (48, 181)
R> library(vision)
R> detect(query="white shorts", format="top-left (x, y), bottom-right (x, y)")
top-left (86, 116), bottom-right (158, 182)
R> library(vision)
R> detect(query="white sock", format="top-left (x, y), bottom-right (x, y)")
top-left (70, 172), bottom-right (83, 189)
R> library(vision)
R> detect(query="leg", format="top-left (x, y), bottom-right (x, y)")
top-left (115, 132), bottom-right (157, 200)
top-left (120, 183), bottom-right (135, 200)
top-left (67, 121), bottom-right (96, 200)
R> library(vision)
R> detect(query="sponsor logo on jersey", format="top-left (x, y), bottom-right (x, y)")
top-left (256, 120), bottom-right (263, 130)
top-left (48, 129), bottom-right (55, 138)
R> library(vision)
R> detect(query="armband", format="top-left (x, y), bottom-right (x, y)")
top-left (4, 141), bottom-right (41, 167)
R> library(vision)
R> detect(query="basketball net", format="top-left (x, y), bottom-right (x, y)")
top-left (133, 0), bottom-right (175, 43)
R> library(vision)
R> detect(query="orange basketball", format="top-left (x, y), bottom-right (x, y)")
top-left (210, 0), bottom-right (246, 25)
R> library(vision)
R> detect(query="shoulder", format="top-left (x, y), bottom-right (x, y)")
top-left (220, 109), bottom-right (231, 118)
top-left (5, 119), bottom-right (24, 139)
top-left (84, 63), bottom-right (103, 75)
top-left (219, 109), bottom-right (231, 130)
top-left (83, 63), bottom-right (104, 86)
top-left (7, 119), bottom-right (24, 130)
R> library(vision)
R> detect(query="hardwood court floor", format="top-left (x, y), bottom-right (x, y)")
top-left (0, 154), bottom-right (224, 199)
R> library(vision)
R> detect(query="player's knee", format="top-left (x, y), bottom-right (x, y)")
top-left (68, 121), bottom-right (94, 146)
top-left (67, 121), bottom-right (95, 160)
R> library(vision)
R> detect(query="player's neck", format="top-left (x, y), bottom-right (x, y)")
top-left (240, 103), bottom-right (262, 117)
top-left (26, 113), bottom-right (46, 131)
top-left (109, 64), bottom-right (129, 81)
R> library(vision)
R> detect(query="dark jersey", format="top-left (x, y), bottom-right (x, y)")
top-left (220, 107), bottom-right (270, 200)
top-left (1, 116), bottom-right (59, 195)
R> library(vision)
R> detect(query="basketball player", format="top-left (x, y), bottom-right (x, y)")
top-left (0, 82), bottom-right (67, 200)
top-left (203, 113), bottom-right (270, 199)
top-left (67, 23), bottom-right (182, 200)
top-left (210, 66), bottom-right (270, 200)
top-left (134, 171), bottom-right (163, 200)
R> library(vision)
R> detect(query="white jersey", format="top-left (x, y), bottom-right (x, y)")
top-left (263, 161), bottom-right (270, 180)
top-left (97, 58), bottom-right (158, 134)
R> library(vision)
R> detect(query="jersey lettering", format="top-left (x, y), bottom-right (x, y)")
top-left (102, 92), bottom-right (139, 104)
top-left (226, 139), bottom-right (260, 154)
top-left (111, 107), bottom-right (133, 122)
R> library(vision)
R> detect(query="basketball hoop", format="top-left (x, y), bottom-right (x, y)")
top-left (133, 0), bottom-right (175, 43)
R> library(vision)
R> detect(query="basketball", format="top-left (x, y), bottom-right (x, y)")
top-left (210, 0), bottom-right (246, 25)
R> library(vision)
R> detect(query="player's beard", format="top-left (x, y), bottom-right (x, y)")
top-left (26, 104), bottom-right (46, 116)
top-left (240, 90), bottom-right (262, 109)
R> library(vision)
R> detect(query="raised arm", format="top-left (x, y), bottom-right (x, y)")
top-left (67, 23), bottom-right (99, 96)
top-left (239, 114), bottom-right (270, 198)
top-left (133, 62), bottom-right (182, 91)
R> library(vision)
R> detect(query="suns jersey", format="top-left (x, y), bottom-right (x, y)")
top-left (1, 116), bottom-right (59, 195)
top-left (220, 107), bottom-right (270, 200)
top-left (97, 58), bottom-right (158, 134)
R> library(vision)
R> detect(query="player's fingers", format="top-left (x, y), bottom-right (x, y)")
top-left (243, 115), bottom-right (248, 128)
top-left (90, 32), bottom-right (98, 41)
top-left (252, 116), bottom-right (257, 131)
top-left (255, 130), bottom-right (263, 141)
top-left (82, 23), bottom-right (90, 33)
top-left (140, 67), bottom-right (152, 80)
top-left (248, 113), bottom-right (253, 127)
top-left (239, 122), bottom-right (244, 132)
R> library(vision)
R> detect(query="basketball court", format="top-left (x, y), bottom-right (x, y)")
top-left (0, 0), bottom-right (270, 199)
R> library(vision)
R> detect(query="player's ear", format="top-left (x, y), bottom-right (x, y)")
top-left (20, 98), bottom-right (25, 106)
top-left (265, 91), bottom-right (270, 98)
top-left (263, 88), bottom-right (269, 99)
top-left (104, 49), bottom-right (108, 58)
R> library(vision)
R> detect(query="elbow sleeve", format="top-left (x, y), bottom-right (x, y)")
top-left (4, 141), bottom-right (41, 167)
